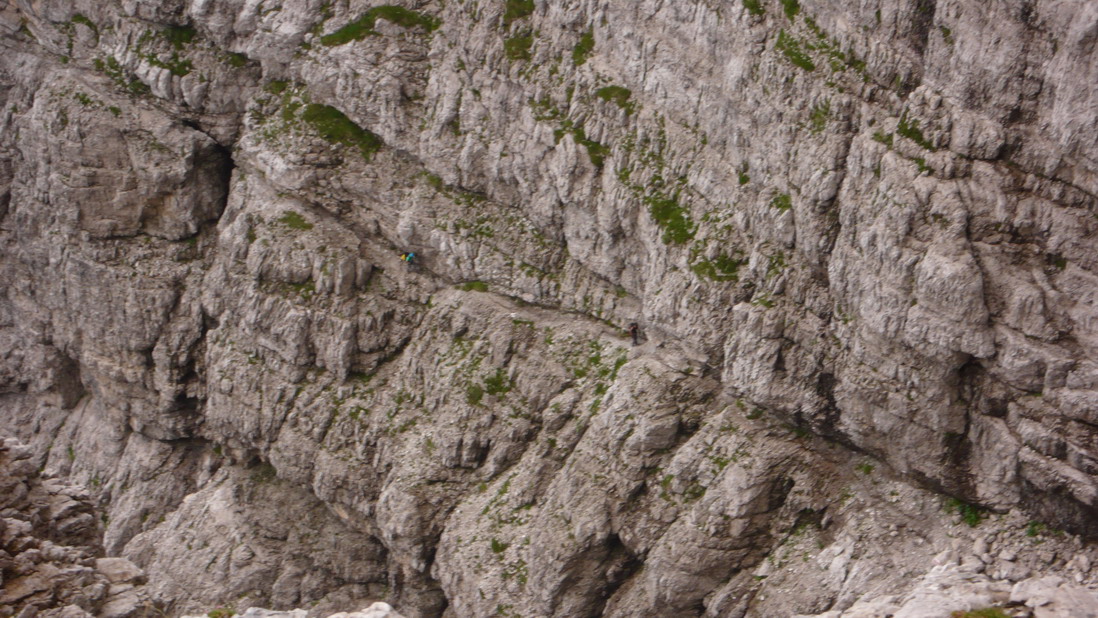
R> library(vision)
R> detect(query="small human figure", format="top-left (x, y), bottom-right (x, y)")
top-left (400, 251), bottom-right (417, 270)
top-left (628, 322), bottom-right (639, 346)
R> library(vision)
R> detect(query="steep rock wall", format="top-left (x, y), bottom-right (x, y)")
top-left (1, 0), bottom-right (1097, 616)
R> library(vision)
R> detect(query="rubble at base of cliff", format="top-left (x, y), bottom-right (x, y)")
top-left (0, 439), bottom-right (151, 618)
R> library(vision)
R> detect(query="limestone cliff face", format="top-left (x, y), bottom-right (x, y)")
top-left (1, 0), bottom-right (1097, 616)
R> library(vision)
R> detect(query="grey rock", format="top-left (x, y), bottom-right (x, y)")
top-left (1011, 575), bottom-right (1098, 617)
top-left (0, 0), bottom-right (1097, 616)
top-left (94, 558), bottom-right (144, 585)
top-left (0, 439), bottom-right (151, 617)
top-left (329, 603), bottom-right (405, 618)
top-left (229, 609), bottom-right (308, 618)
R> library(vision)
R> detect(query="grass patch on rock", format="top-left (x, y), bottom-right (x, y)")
top-left (71, 14), bottom-right (98, 38)
top-left (277, 211), bottom-right (313, 231)
top-left (596, 85), bottom-right (635, 114)
top-left (950, 609), bottom-right (1009, 618)
top-left (225, 52), bottom-right (249, 67)
top-left (145, 52), bottom-right (193, 77)
top-left (770, 193), bottom-right (792, 212)
top-left (320, 6), bottom-right (439, 46)
top-left (503, 0), bottom-right (535, 26)
top-left (264, 80), bottom-right (290, 95)
top-left (647, 192), bottom-right (695, 244)
top-left (945, 497), bottom-right (985, 527)
top-left (95, 56), bottom-right (151, 96)
top-left (466, 383), bottom-right (484, 406)
top-left (301, 104), bottom-right (383, 160)
top-left (533, 97), bottom-right (609, 168)
top-left (572, 29), bottom-right (594, 65)
top-left (162, 24), bottom-right (197, 49)
top-left (691, 252), bottom-right (745, 282)
top-left (897, 112), bottom-right (936, 150)
top-left (777, 30), bottom-right (814, 71)
top-left (781, 0), bottom-right (800, 20)
top-left (484, 368), bottom-right (513, 396)
top-left (504, 31), bottom-right (533, 60)
top-left (810, 99), bottom-right (830, 133)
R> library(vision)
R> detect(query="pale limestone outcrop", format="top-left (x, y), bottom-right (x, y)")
top-left (800, 570), bottom-right (1098, 618)
top-left (183, 602), bottom-right (404, 618)
top-left (0, 0), bottom-right (1097, 616)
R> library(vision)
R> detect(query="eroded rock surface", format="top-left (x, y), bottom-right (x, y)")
top-left (1, 0), bottom-right (1097, 616)
top-left (186, 603), bottom-right (405, 618)
top-left (0, 438), bottom-right (151, 618)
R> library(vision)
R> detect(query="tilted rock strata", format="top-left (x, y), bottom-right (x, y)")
top-left (0, 0), bottom-right (1096, 616)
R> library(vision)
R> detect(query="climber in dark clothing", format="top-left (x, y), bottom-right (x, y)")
top-left (628, 322), bottom-right (640, 346)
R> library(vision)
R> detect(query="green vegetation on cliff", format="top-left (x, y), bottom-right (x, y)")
top-left (321, 6), bottom-right (439, 46)
top-left (301, 104), bottom-right (383, 160)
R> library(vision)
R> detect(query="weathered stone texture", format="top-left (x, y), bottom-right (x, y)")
top-left (1, 0), bottom-right (1096, 616)
top-left (0, 438), bottom-right (151, 618)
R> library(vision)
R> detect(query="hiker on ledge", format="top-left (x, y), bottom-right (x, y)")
top-left (400, 251), bottom-right (417, 269)
top-left (628, 322), bottom-right (640, 346)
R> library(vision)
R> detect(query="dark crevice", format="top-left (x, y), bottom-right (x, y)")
top-left (813, 371), bottom-right (839, 434)
top-left (458, 435), bottom-right (491, 469)
top-left (908, 0), bottom-right (936, 57)
top-left (1020, 475), bottom-right (1098, 539)
top-left (208, 142), bottom-right (235, 224)
top-left (767, 476), bottom-right (795, 512)
top-left (0, 156), bottom-right (11, 222)
top-left (53, 349), bottom-right (86, 409)
top-left (550, 531), bottom-right (644, 618)
top-left (986, 398), bottom-right (1009, 418)
top-left (594, 533), bottom-right (642, 612)
top-left (350, 331), bottom-right (414, 382)
top-left (201, 307), bottom-right (220, 332)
